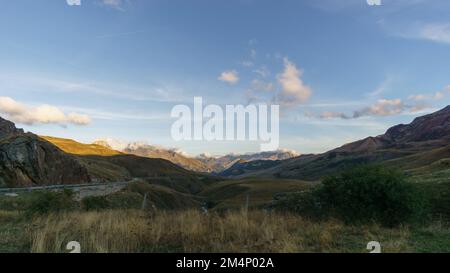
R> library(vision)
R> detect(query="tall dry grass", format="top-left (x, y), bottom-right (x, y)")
top-left (29, 209), bottom-right (413, 253)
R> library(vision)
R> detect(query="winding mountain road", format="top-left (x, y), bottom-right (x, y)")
top-left (0, 181), bottom-right (132, 200)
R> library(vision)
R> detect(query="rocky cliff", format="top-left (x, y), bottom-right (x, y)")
top-left (0, 117), bottom-right (91, 187)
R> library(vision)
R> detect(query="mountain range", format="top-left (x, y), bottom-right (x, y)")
top-left (92, 139), bottom-right (299, 173)
top-left (1, 105), bottom-right (449, 189)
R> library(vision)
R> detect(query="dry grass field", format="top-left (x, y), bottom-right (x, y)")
top-left (23, 209), bottom-right (448, 253)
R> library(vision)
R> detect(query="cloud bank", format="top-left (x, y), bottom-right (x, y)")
top-left (0, 97), bottom-right (91, 126)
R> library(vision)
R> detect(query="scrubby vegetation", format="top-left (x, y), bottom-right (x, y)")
top-left (0, 164), bottom-right (449, 253)
top-left (25, 189), bottom-right (78, 216)
top-left (273, 166), bottom-right (430, 227)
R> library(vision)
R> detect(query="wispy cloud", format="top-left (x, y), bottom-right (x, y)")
top-left (366, 76), bottom-right (394, 98)
top-left (0, 74), bottom-right (189, 103)
top-left (0, 97), bottom-right (91, 126)
top-left (307, 98), bottom-right (433, 120)
top-left (354, 98), bottom-right (405, 118)
top-left (389, 22), bottom-right (450, 45)
top-left (60, 105), bottom-right (170, 122)
top-left (407, 85), bottom-right (450, 102)
top-left (418, 23), bottom-right (450, 44)
top-left (100, 0), bottom-right (125, 11)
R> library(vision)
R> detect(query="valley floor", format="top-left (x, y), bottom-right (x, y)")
top-left (1, 209), bottom-right (449, 253)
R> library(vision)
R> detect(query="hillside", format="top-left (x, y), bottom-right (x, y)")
top-left (219, 159), bottom-right (282, 177)
top-left (44, 136), bottom-right (219, 193)
top-left (41, 136), bottom-right (122, 156)
top-left (122, 143), bottom-right (211, 173)
top-left (0, 118), bottom-right (91, 187)
top-left (241, 106), bottom-right (450, 180)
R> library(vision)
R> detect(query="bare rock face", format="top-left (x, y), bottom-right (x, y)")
top-left (384, 106), bottom-right (450, 143)
top-left (0, 117), bottom-right (24, 139)
top-left (335, 106), bottom-right (450, 153)
top-left (0, 117), bottom-right (91, 187)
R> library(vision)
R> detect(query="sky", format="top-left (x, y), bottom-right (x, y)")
top-left (1, 0), bottom-right (450, 156)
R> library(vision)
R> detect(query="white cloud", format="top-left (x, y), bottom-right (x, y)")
top-left (0, 97), bottom-right (91, 126)
top-left (102, 0), bottom-right (122, 8)
top-left (275, 58), bottom-right (312, 107)
top-left (67, 112), bottom-right (92, 125)
top-left (98, 0), bottom-right (128, 11)
top-left (66, 0), bottom-right (81, 6)
top-left (218, 70), bottom-right (239, 85)
top-left (407, 86), bottom-right (450, 102)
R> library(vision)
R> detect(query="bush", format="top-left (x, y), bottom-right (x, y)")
top-left (317, 165), bottom-right (427, 227)
top-left (274, 165), bottom-right (428, 227)
top-left (271, 191), bottom-right (325, 219)
top-left (25, 190), bottom-right (77, 216)
top-left (81, 196), bottom-right (111, 211)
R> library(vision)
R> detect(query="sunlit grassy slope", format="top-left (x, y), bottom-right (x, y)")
top-left (40, 136), bottom-right (122, 156)
top-left (40, 136), bottom-right (217, 192)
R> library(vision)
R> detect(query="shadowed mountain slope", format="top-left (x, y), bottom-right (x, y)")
top-left (239, 106), bottom-right (450, 180)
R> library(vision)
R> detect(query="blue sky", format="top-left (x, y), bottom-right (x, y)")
top-left (1, 0), bottom-right (450, 156)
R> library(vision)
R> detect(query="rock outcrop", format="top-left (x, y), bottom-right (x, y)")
top-left (0, 117), bottom-right (91, 187)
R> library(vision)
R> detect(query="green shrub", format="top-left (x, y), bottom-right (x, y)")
top-left (274, 165), bottom-right (428, 227)
top-left (317, 165), bottom-right (427, 227)
top-left (272, 191), bottom-right (325, 219)
top-left (25, 190), bottom-right (77, 216)
top-left (81, 196), bottom-right (111, 211)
